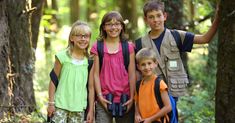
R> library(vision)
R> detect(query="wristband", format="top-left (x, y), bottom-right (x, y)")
top-left (48, 101), bottom-right (55, 106)
top-left (97, 92), bottom-right (102, 97)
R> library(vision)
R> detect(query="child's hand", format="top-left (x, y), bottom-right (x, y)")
top-left (86, 110), bottom-right (93, 123)
top-left (122, 98), bottom-right (133, 112)
top-left (135, 113), bottom-right (143, 123)
top-left (142, 117), bottom-right (153, 123)
top-left (98, 96), bottom-right (112, 110)
top-left (47, 105), bottom-right (55, 117)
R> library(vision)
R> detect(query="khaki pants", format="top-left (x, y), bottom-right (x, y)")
top-left (95, 102), bottom-right (134, 123)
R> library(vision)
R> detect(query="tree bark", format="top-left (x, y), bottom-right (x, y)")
top-left (216, 1), bottom-right (235, 122)
top-left (0, 0), bottom-right (10, 118)
top-left (0, 0), bottom-right (43, 118)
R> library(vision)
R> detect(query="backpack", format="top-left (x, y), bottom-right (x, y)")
top-left (136, 77), bottom-right (178, 123)
top-left (48, 59), bottom-right (93, 122)
top-left (97, 39), bottom-right (129, 71)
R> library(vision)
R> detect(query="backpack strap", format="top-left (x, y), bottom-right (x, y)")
top-left (97, 40), bottom-right (129, 72)
top-left (154, 77), bottom-right (165, 123)
top-left (170, 29), bottom-right (182, 52)
top-left (136, 80), bottom-right (141, 95)
top-left (135, 38), bottom-right (142, 54)
top-left (121, 41), bottom-right (129, 71)
top-left (50, 69), bottom-right (59, 88)
top-left (97, 40), bottom-right (104, 72)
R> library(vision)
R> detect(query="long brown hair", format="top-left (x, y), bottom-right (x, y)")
top-left (99, 11), bottom-right (126, 41)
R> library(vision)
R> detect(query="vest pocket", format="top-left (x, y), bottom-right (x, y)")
top-left (165, 53), bottom-right (181, 72)
top-left (168, 74), bottom-right (189, 97)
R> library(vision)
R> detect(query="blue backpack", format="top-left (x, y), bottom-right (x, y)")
top-left (136, 77), bottom-right (178, 123)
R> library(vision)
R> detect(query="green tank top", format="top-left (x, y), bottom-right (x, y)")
top-left (54, 49), bottom-right (88, 112)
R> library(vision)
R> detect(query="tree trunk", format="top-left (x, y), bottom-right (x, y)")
top-left (31, 0), bottom-right (44, 49)
top-left (0, 0), bottom-right (43, 118)
top-left (0, 0), bottom-right (10, 118)
top-left (118, 0), bottom-right (138, 40)
top-left (87, 0), bottom-right (97, 21)
top-left (216, 1), bottom-right (235, 122)
top-left (70, 0), bottom-right (79, 24)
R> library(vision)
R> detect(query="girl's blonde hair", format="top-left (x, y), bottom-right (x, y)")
top-left (136, 48), bottom-right (157, 64)
top-left (68, 20), bottom-right (91, 58)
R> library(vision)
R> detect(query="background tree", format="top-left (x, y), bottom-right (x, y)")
top-left (0, 0), bottom-right (44, 120)
top-left (118, 0), bottom-right (138, 40)
top-left (70, 0), bottom-right (79, 24)
top-left (216, 0), bottom-right (235, 122)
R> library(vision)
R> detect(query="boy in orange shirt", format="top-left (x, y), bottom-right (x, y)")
top-left (135, 48), bottom-right (171, 123)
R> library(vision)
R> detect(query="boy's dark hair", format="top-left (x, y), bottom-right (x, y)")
top-left (143, 0), bottom-right (165, 17)
top-left (99, 11), bottom-right (126, 40)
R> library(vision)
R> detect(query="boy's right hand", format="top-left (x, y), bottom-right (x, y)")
top-left (47, 105), bottom-right (55, 117)
top-left (98, 96), bottom-right (112, 110)
top-left (135, 113), bottom-right (143, 123)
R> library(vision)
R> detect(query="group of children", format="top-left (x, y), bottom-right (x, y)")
top-left (47, 0), bottom-right (219, 123)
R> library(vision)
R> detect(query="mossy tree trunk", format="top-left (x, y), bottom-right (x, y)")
top-left (216, 0), bottom-right (235, 122)
top-left (0, 0), bottom-right (43, 118)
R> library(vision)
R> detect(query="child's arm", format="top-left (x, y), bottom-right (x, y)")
top-left (194, 4), bottom-right (220, 44)
top-left (135, 99), bottom-right (143, 123)
top-left (86, 64), bottom-right (95, 123)
top-left (93, 55), bottom-right (111, 109)
top-left (143, 89), bottom-right (171, 123)
top-left (47, 57), bottom-right (61, 117)
top-left (124, 51), bottom-right (136, 111)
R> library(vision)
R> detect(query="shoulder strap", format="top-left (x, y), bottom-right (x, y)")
top-left (121, 41), bottom-right (129, 71)
top-left (154, 77), bottom-right (163, 108)
top-left (50, 69), bottom-right (59, 88)
top-left (136, 80), bottom-right (141, 95)
top-left (154, 77), bottom-right (165, 123)
top-left (97, 40), bottom-right (104, 71)
top-left (170, 29), bottom-right (182, 52)
top-left (135, 38), bottom-right (142, 53)
top-left (88, 59), bottom-right (93, 73)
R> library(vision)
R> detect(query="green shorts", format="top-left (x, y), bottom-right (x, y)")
top-left (52, 107), bottom-right (84, 123)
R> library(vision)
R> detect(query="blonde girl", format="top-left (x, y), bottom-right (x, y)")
top-left (47, 21), bottom-right (94, 123)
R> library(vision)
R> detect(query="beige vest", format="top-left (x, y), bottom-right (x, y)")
top-left (141, 29), bottom-right (189, 97)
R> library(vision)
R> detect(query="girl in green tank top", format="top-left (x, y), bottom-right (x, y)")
top-left (47, 21), bottom-right (94, 123)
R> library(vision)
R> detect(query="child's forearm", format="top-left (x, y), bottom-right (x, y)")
top-left (48, 81), bottom-right (56, 103)
top-left (147, 105), bottom-right (171, 122)
top-left (194, 5), bottom-right (220, 44)
top-left (128, 53), bottom-right (136, 99)
top-left (88, 65), bottom-right (95, 111)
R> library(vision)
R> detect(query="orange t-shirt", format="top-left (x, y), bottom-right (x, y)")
top-left (135, 75), bottom-right (168, 121)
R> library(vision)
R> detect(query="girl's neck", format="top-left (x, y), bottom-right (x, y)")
top-left (149, 28), bottom-right (164, 39)
top-left (71, 48), bottom-right (85, 60)
top-left (105, 36), bottom-right (120, 43)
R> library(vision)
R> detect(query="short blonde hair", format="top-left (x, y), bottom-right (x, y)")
top-left (136, 48), bottom-right (157, 64)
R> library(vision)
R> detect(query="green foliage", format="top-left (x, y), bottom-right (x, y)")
top-left (178, 44), bottom-right (216, 122)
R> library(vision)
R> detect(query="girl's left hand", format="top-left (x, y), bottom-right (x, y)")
top-left (122, 98), bottom-right (133, 112)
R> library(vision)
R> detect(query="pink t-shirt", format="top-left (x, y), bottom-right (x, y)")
top-left (90, 41), bottom-right (134, 103)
